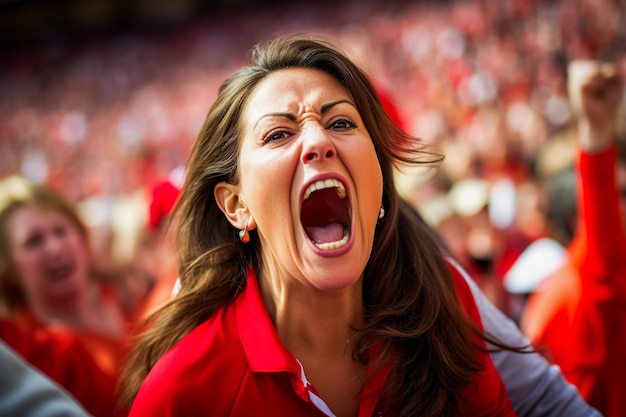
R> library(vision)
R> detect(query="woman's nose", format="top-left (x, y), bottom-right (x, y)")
top-left (301, 125), bottom-right (336, 164)
top-left (44, 233), bottom-right (67, 257)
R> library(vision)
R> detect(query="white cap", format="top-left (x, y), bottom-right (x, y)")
top-left (503, 237), bottom-right (567, 294)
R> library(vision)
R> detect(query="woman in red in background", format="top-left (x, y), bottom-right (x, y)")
top-left (0, 175), bottom-right (132, 417)
top-left (521, 60), bottom-right (626, 417)
top-left (0, 318), bottom-right (120, 416)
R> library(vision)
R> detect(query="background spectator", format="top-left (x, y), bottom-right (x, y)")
top-left (0, 175), bottom-right (135, 416)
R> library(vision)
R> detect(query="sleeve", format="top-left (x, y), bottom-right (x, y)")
top-left (446, 259), bottom-right (518, 417)
top-left (128, 352), bottom-right (194, 417)
top-left (0, 339), bottom-right (93, 417)
top-left (577, 145), bottom-right (626, 290)
top-left (448, 256), bottom-right (602, 417)
top-left (128, 314), bottom-right (244, 417)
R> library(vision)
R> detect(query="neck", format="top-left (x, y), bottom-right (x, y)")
top-left (29, 280), bottom-right (101, 325)
top-left (30, 293), bottom-right (87, 326)
top-left (257, 266), bottom-right (368, 417)
top-left (258, 266), bottom-right (364, 357)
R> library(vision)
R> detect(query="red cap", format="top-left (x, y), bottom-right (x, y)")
top-left (149, 180), bottom-right (181, 229)
top-left (376, 85), bottom-right (406, 131)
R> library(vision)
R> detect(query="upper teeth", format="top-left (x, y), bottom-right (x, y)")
top-left (304, 179), bottom-right (346, 200)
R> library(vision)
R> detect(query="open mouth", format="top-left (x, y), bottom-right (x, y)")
top-left (301, 178), bottom-right (351, 251)
top-left (46, 260), bottom-right (76, 282)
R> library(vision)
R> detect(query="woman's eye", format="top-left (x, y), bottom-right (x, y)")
top-left (24, 233), bottom-right (43, 249)
top-left (263, 129), bottom-right (290, 144)
top-left (329, 117), bottom-right (357, 131)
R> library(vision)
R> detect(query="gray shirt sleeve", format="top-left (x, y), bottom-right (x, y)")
top-left (0, 339), bottom-right (93, 417)
top-left (447, 257), bottom-right (603, 417)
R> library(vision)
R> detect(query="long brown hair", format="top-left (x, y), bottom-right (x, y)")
top-left (120, 34), bottom-right (487, 416)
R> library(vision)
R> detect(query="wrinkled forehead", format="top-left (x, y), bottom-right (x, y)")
top-left (242, 67), bottom-right (352, 122)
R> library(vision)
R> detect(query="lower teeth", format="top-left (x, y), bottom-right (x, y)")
top-left (315, 229), bottom-right (349, 250)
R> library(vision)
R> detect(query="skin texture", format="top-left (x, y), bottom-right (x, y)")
top-left (216, 68), bottom-right (383, 292)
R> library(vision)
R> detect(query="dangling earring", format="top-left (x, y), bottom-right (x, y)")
top-left (239, 222), bottom-right (250, 243)
top-left (378, 206), bottom-right (385, 220)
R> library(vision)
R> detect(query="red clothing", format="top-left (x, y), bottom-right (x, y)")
top-left (0, 318), bottom-right (121, 417)
top-left (13, 308), bottom-right (130, 378)
top-left (522, 145), bottom-right (626, 417)
top-left (130, 265), bottom-right (515, 417)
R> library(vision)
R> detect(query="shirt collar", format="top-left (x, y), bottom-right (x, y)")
top-left (233, 267), bottom-right (391, 415)
top-left (235, 267), bottom-right (299, 372)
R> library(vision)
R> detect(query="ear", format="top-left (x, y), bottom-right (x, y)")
top-left (214, 181), bottom-right (253, 229)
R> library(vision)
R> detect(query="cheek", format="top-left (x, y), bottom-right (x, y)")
top-left (354, 149), bottom-right (384, 206)
top-left (240, 152), bottom-right (297, 228)
top-left (71, 237), bottom-right (90, 269)
top-left (10, 249), bottom-right (43, 288)
top-left (10, 245), bottom-right (39, 270)
top-left (68, 230), bottom-right (87, 251)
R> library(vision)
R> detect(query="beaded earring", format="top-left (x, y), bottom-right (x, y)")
top-left (239, 223), bottom-right (250, 243)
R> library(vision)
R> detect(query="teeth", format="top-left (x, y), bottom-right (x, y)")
top-left (304, 178), bottom-right (346, 200)
top-left (315, 228), bottom-right (350, 251)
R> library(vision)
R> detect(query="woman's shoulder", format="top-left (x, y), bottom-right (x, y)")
top-left (442, 259), bottom-right (518, 416)
top-left (156, 306), bottom-right (245, 371)
top-left (443, 257), bottom-right (483, 325)
top-left (131, 307), bottom-right (249, 414)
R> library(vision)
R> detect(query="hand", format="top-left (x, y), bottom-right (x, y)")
top-left (568, 60), bottom-right (623, 152)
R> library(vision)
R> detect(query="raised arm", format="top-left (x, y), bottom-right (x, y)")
top-left (569, 60), bottom-right (626, 277)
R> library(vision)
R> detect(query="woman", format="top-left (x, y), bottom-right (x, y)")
top-left (121, 34), bottom-right (516, 417)
top-left (0, 175), bottom-right (130, 416)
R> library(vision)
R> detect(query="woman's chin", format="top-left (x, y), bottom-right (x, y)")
top-left (46, 276), bottom-right (84, 300)
top-left (304, 264), bottom-right (364, 292)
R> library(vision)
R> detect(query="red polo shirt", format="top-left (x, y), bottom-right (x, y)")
top-left (129, 265), bottom-right (515, 416)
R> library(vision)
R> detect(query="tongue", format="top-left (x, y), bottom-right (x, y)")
top-left (304, 223), bottom-right (344, 244)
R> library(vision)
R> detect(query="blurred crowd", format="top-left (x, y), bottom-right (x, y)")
top-left (2, 0), bottom-right (624, 314)
top-left (0, 0), bottom-right (625, 415)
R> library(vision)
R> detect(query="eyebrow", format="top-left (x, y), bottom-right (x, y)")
top-left (321, 98), bottom-right (355, 113)
top-left (254, 99), bottom-right (356, 128)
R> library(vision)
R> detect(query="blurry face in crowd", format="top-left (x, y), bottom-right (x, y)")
top-left (8, 205), bottom-right (90, 304)
top-left (217, 68), bottom-right (383, 291)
